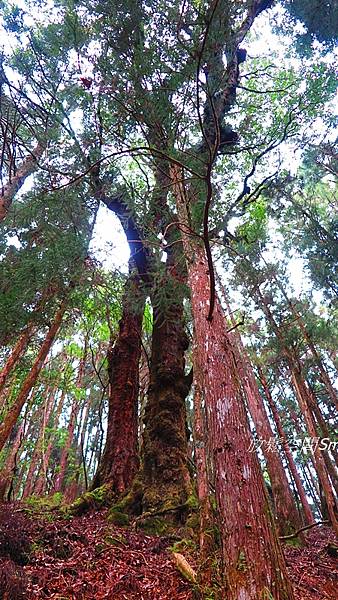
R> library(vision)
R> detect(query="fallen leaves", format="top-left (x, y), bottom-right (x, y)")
top-left (23, 509), bottom-right (193, 600)
top-left (285, 525), bottom-right (338, 600)
top-left (0, 503), bottom-right (336, 600)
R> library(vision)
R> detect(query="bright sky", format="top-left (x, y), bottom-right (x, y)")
top-left (89, 206), bottom-right (130, 274)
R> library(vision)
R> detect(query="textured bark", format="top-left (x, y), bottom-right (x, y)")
top-left (257, 366), bottom-right (315, 526)
top-left (54, 346), bottom-right (87, 493)
top-left (173, 168), bottom-right (294, 600)
top-left (193, 370), bottom-right (212, 549)
top-left (0, 300), bottom-right (66, 451)
top-left (222, 299), bottom-right (301, 534)
top-left (0, 141), bottom-right (45, 221)
top-left (92, 272), bottom-right (144, 495)
top-left (192, 363), bottom-right (214, 588)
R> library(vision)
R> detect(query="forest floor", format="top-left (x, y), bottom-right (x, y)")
top-left (0, 503), bottom-right (337, 599)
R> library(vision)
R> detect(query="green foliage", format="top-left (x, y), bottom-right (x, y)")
top-left (236, 199), bottom-right (268, 245)
top-left (142, 301), bottom-right (153, 335)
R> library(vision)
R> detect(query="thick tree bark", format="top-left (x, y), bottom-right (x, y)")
top-left (92, 271), bottom-right (144, 495)
top-left (173, 169), bottom-right (294, 600)
top-left (257, 366), bottom-right (315, 526)
top-left (140, 255), bottom-right (192, 515)
top-left (0, 299), bottom-right (67, 451)
top-left (193, 368), bottom-right (212, 556)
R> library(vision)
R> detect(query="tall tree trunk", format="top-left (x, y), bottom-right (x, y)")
top-left (257, 366), bottom-right (315, 526)
top-left (268, 271), bottom-right (338, 412)
top-left (291, 368), bottom-right (338, 535)
top-left (0, 299), bottom-right (67, 451)
top-left (173, 168), bottom-right (294, 600)
top-left (75, 391), bottom-right (92, 493)
top-left (243, 371), bottom-right (301, 534)
top-left (140, 250), bottom-right (192, 515)
top-left (92, 271), bottom-right (144, 495)
top-left (0, 420), bottom-right (25, 501)
top-left (95, 166), bottom-right (192, 518)
top-left (307, 384), bottom-right (338, 469)
top-left (302, 463), bottom-right (322, 515)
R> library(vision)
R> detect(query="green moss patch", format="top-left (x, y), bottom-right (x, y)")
top-left (107, 509), bottom-right (130, 526)
top-left (68, 485), bottom-right (110, 515)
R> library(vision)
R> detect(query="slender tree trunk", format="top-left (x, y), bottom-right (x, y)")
top-left (257, 289), bottom-right (338, 535)
top-left (54, 344), bottom-right (87, 493)
top-left (92, 271), bottom-right (144, 495)
top-left (76, 394), bottom-right (91, 492)
top-left (22, 388), bottom-right (56, 498)
top-left (173, 168), bottom-right (294, 600)
top-left (291, 368), bottom-right (338, 534)
top-left (302, 463), bottom-right (322, 515)
top-left (243, 374), bottom-right (301, 534)
top-left (87, 426), bottom-right (101, 479)
top-left (0, 299), bottom-right (67, 451)
top-left (257, 366), bottom-right (315, 526)
top-left (34, 389), bottom-right (66, 496)
top-left (274, 281), bottom-right (338, 412)
top-left (0, 421), bottom-right (25, 501)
